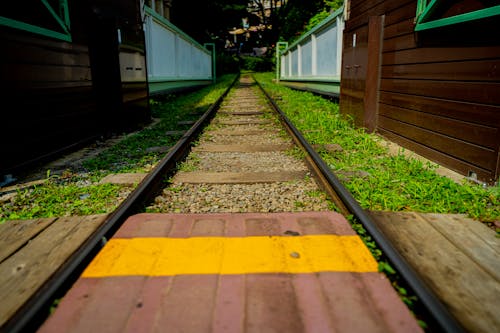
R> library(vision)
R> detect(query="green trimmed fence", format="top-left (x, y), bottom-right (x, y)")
top-left (277, 7), bottom-right (344, 96)
top-left (144, 6), bottom-right (215, 95)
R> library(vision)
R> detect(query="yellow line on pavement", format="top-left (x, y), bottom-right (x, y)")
top-left (82, 235), bottom-right (378, 277)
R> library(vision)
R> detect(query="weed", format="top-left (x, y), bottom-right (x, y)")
top-left (286, 147), bottom-right (306, 160)
top-left (83, 74), bottom-right (236, 175)
top-left (178, 156), bottom-right (201, 172)
top-left (294, 201), bottom-right (306, 208)
top-left (1, 75), bottom-right (237, 222)
top-left (253, 72), bottom-right (500, 226)
top-left (167, 186), bottom-right (183, 193)
top-left (306, 189), bottom-right (323, 198)
top-left (0, 180), bottom-right (124, 221)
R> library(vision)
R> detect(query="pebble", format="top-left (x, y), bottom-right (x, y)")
top-left (187, 152), bottom-right (308, 173)
top-left (149, 178), bottom-right (330, 214)
top-left (149, 76), bottom-right (333, 214)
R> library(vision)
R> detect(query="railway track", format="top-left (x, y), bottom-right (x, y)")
top-left (3, 75), bottom-right (465, 333)
top-left (148, 76), bottom-right (332, 214)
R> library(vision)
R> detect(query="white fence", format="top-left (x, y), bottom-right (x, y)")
top-left (279, 7), bottom-right (344, 86)
top-left (144, 6), bottom-right (214, 94)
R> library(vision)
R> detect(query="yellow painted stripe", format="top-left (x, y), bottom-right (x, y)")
top-left (82, 235), bottom-right (378, 277)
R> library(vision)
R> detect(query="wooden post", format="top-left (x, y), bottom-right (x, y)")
top-left (364, 15), bottom-right (384, 133)
top-left (276, 42), bottom-right (288, 82)
top-left (204, 43), bottom-right (216, 83)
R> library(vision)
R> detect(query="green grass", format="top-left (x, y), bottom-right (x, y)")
top-left (83, 74), bottom-right (237, 174)
top-left (254, 72), bottom-right (500, 228)
top-left (178, 153), bottom-right (201, 172)
top-left (0, 179), bottom-right (123, 221)
top-left (0, 75), bottom-right (237, 223)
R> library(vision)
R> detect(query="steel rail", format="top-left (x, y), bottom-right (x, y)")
top-left (254, 77), bottom-right (466, 333)
top-left (2, 75), bottom-right (239, 333)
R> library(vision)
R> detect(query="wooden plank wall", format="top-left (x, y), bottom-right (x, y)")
top-left (342, 0), bottom-right (500, 184)
top-left (0, 0), bottom-right (150, 175)
top-left (0, 31), bottom-right (101, 173)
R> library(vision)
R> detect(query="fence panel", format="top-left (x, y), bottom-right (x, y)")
top-left (144, 7), bottom-right (213, 94)
top-left (278, 7), bottom-right (344, 96)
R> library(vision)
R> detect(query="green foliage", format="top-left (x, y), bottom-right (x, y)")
top-left (83, 75), bottom-right (236, 173)
top-left (281, 0), bottom-right (344, 42)
top-left (216, 52), bottom-right (240, 74)
top-left (170, 0), bottom-right (249, 43)
top-left (325, 0), bottom-right (343, 7)
top-left (304, 10), bottom-right (330, 32)
top-left (303, 0), bottom-right (343, 33)
top-left (0, 75), bottom-right (237, 223)
top-left (179, 154), bottom-right (201, 172)
top-left (0, 180), bottom-right (123, 221)
top-left (240, 55), bottom-right (274, 72)
top-left (278, 0), bottom-right (327, 42)
top-left (159, 0), bottom-right (344, 49)
top-left (50, 299), bottom-right (61, 314)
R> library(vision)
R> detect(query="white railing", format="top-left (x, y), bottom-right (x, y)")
top-left (144, 6), bottom-right (214, 94)
top-left (278, 7), bottom-right (344, 83)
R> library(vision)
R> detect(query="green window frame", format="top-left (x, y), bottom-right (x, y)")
top-left (415, 0), bottom-right (500, 31)
top-left (0, 0), bottom-right (71, 42)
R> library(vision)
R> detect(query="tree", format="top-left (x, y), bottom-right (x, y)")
top-left (170, 0), bottom-right (248, 45)
top-left (278, 0), bottom-right (342, 42)
top-left (247, 0), bottom-right (340, 44)
top-left (277, 0), bottom-right (320, 42)
top-left (170, 0), bottom-right (342, 47)
top-left (247, 0), bottom-right (288, 26)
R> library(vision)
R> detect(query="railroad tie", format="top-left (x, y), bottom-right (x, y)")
top-left (173, 171), bottom-right (307, 184)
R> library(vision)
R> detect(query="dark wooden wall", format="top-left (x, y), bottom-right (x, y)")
top-left (340, 0), bottom-right (500, 184)
top-left (0, 0), bottom-right (149, 175)
top-left (0, 31), bottom-right (101, 173)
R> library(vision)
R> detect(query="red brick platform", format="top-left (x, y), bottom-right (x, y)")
top-left (39, 212), bottom-right (422, 333)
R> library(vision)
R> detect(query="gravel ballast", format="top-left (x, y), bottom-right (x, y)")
top-left (148, 75), bottom-right (334, 214)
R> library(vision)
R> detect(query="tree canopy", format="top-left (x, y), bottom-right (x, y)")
top-left (170, 0), bottom-right (343, 47)
top-left (170, 0), bottom-right (248, 45)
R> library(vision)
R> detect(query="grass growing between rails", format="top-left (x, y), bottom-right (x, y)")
top-left (83, 75), bottom-right (237, 173)
top-left (253, 73), bottom-right (499, 230)
top-left (0, 75), bottom-right (237, 223)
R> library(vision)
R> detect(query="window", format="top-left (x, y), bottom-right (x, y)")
top-left (0, 0), bottom-right (71, 41)
top-left (415, 0), bottom-right (500, 31)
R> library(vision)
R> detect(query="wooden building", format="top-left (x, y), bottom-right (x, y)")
top-left (0, 0), bottom-right (149, 175)
top-left (340, 0), bottom-right (500, 184)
